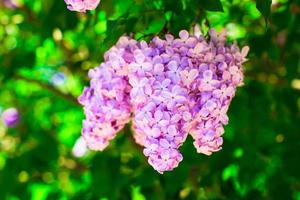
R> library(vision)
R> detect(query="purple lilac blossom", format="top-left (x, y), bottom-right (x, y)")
top-left (51, 72), bottom-right (66, 86)
top-left (1, 108), bottom-right (19, 127)
top-left (78, 29), bottom-right (249, 173)
top-left (64, 0), bottom-right (100, 12)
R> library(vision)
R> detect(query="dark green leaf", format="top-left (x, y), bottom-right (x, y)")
top-left (256, 0), bottom-right (272, 25)
top-left (144, 17), bottom-right (166, 35)
top-left (198, 0), bottom-right (224, 12)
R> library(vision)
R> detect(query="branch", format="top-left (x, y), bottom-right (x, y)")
top-left (15, 74), bottom-right (80, 106)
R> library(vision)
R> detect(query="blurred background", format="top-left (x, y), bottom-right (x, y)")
top-left (0, 0), bottom-right (300, 199)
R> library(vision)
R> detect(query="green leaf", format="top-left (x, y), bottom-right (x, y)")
top-left (131, 186), bottom-right (146, 200)
top-left (222, 164), bottom-right (239, 181)
top-left (256, 0), bottom-right (272, 25)
top-left (30, 184), bottom-right (52, 200)
top-left (144, 17), bottom-right (166, 35)
top-left (198, 0), bottom-right (224, 12)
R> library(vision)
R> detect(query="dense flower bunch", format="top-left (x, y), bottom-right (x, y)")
top-left (64, 0), bottom-right (100, 12)
top-left (79, 29), bottom-right (249, 173)
top-left (1, 108), bottom-right (19, 127)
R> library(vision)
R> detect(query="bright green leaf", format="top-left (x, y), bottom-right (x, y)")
top-left (131, 186), bottom-right (146, 200)
top-left (222, 164), bottom-right (239, 181)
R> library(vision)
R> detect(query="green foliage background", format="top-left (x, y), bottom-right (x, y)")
top-left (0, 0), bottom-right (300, 199)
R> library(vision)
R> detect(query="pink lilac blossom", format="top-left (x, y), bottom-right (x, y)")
top-left (2, 0), bottom-right (18, 9)
top-left (78, 29), bottom-right (249, 173)
top-left (1, 108), bottom-right (19, 127)
top-left (64, 0), bottom-right (100, 12)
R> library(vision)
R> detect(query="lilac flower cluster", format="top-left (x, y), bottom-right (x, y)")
top-left (1, 108), bottom-right (19, 127)
top-left (79, 29), bottom-right (249, 173)
top-left (64, 0), bottom-right (100, 12)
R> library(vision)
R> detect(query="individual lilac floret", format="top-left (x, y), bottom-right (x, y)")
top-left (1, 108), bottom-right (19, 127)
top-left (72, 136), bottom-right (88, 157)
top-left (78, 29), bottom-right (249, 173)
top-left (64, 0), bottom-right (100, 12)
